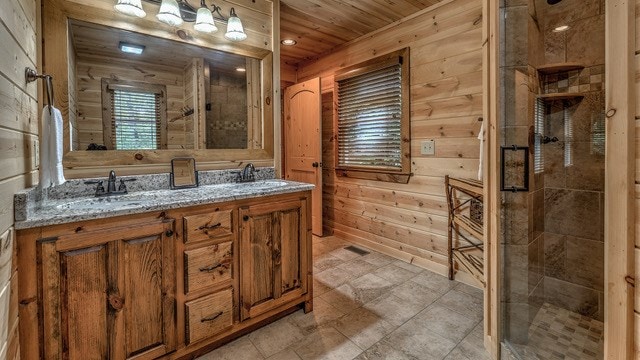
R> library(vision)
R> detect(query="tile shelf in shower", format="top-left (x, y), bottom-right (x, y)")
top-left (537, 92), bottom-right (584, 101)
top-left (445, 176), bottom-right (485, 287)
top-left (536, 62), bottom-right (585, 75)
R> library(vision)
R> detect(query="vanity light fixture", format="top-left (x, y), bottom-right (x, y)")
top-left (553, 25), bottom-right (570, 32)
top-left (119, 42), bottom-right (146, 54)
top-left (114, 0), bottom-right (146, 18)
top-left (235, 67), bottom-right (246, 72)
top-left (156, 0), bottom-right (183, 26)
top-left (194, 0), bottom-right (217, 33)
top-left (224, 8), bottom-right (247, 41)
top-left (114, 0), bottom-right (247, 41)
top-left (281, 39), bottom-right (297, 46)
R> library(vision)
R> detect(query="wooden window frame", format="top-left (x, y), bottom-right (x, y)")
top-left (332, 48), bottom-right (411, 184)
top-left (101, 79), bottom-right (168, 150)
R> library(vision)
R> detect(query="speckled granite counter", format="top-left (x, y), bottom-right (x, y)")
top-left (14, 168), bottom-right (313, 230)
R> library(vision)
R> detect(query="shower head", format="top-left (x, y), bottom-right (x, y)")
top-left (547, 0), bottom-right (563, 4)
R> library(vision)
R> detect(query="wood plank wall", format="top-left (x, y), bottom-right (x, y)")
top-left (634, 0), bottom-right (640, 355)
top-left (0, 0), bottom-right (39, 358)
top-left (297, 0), bottom-right (483, 282)
top-left (75, 56), bottom-right (189, 151)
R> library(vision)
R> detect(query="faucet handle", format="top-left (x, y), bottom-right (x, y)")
top-left (118, 178), bottom-right (136, 192)
top-left (85, 180), bottom-right (105, 195)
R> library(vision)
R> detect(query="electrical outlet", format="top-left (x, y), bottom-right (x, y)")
top-left (33, 140), bottom-right (39, 168)
top-left (421, 140), bottom-right (435, 155)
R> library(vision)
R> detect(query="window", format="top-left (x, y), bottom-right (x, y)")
top-left (102, 79), bottom-right (167, 150)
top-left (334, 48), bottom-right (410, 183)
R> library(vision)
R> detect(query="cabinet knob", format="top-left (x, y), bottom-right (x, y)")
top-left (312, 162), bottom-right (319, 168)
top-left (243, 215), bottom-right (249, 221)
top-left (165, 230), bottom-right (174, 237)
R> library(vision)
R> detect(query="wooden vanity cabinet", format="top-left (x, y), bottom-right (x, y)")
top-left (37, 218), bottom-right (177, 360)
top-left (17, 191), bottom-right (312, 360)
top-left (239, 198), bottom-right (309, 320)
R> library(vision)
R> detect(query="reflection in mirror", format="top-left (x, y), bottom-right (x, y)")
top-left (69, 20), bottom-right (262, 152)
top-left (170, 157), bottom-right (199, 189)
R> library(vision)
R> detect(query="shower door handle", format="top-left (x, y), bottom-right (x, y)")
top-left (500, 145), bottom-right (529, 192)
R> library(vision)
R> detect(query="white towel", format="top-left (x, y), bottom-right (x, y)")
top-left (477, 121), bottom-right (484, 181)
top-left (39, 105), bottom-right (65, 188)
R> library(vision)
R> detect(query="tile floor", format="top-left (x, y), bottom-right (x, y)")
top-left (198, 236), bottom-right (490, 360)
top-left (507, 303), bottom-right (604, 360)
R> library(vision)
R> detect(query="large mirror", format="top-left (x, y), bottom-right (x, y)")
top-left (68, 20), bottom-right (263, 152)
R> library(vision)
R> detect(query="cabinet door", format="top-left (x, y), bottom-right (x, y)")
top-left (39, 220), bottom-right (176, 360)
top-left (239, 199), bottom-right (308, 320)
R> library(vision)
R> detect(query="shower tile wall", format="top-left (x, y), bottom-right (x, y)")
top-left (207, 72), bottom-right (248, 149)
top-left (537, 0), bottom-right (605, 321)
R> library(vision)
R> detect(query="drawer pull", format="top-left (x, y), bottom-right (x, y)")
top-left (199, 262), bottom-right (223, 272)
top-left (198, 222), bottom-right (222, 231)
top-left (201, 311), bottom-right (224, 322)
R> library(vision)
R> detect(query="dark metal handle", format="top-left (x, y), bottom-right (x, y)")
top-left (312, 162), bottom-right (319, 168)
top-left (199, 262), bottom-right (223, 272)
top-left (198, 222), bottom-right (222, 231)
top-left (201, 311), bottom-right (224, 322)
top-left (165, 230), bottom-right (174, 237)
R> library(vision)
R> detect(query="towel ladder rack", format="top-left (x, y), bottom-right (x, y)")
top-left (25, 67), bottom-right (54, 115)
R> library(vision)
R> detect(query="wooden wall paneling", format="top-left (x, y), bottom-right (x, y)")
top-left (0, 0), bottom-right (39, 355)
top-left (247, 58), bottom-right (262, 149)
top-left (75, 56), bottom-right (186, 150)
top-left (301, 0), bottom-right (484, 284)
top-left (483, 0), bottom-right (499, 356)
top-left (634, 0), bottom-right (640, 356)
top-left (605, 0), bottom-right (636, 358)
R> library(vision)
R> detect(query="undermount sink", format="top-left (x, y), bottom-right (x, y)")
top-left (251, 180), bottom-right (290, 187)
top-left (55, 196), bottom-right (146, 210)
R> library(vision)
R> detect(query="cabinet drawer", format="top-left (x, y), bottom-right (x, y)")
top-left (185, 289), bottom-right (233, 344)
top-left (184, 241), bottom-right (233, 293)
top-left (184, 210), bottom-right (233, 243)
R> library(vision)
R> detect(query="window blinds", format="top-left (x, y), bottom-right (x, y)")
top-left (111, 89), bottom-right (161, 150)
top-left (336, 64), bottom-right (403, 170)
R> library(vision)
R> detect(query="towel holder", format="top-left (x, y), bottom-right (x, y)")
top-left (25, 67), bottom-right (54, 115)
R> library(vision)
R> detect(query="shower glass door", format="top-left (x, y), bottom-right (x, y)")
top-left (499, 0), bottom-right (605, 358)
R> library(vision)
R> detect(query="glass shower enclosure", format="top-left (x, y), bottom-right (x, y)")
top-left (498, 0), bottom-right (605, 358)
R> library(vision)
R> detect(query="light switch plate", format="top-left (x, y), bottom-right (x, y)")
top-left (421, 140), bottom-right (435, 155)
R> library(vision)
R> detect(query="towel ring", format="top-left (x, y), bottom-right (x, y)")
top-left (25, 67), bottom-right (54, 115)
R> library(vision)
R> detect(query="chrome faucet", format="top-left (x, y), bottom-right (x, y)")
top-left (237, 163), bottom-right (256, 183)
top-left (85, 170), bottom-right (136, 197)
top-left (107, 170), bottom-right (117, 193)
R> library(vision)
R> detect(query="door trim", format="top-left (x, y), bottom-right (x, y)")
top-left (603, 0), bottom-right (635, 357)
top-left (482, 0), bottom-right (500, 358)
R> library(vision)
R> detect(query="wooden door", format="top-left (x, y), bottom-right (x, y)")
top-left (284, 78), bottom-right (322, 236)
top-left (239, 199), bottom-right (307, 320)
top-left (39, 220), bottom-right (176, 360)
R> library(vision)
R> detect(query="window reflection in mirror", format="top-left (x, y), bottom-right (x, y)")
top-left (68, 20), bottom-right (262, 151)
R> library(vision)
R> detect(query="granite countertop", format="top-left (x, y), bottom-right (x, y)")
top-left (14, 169), bottom-right (314, 229)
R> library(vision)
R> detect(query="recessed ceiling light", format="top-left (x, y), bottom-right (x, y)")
top-left (281, 39), bottom-right (297, 46)
top-left (118, 41), bottom-right (145, 54)
top-left (553, 25), bottom-right (570, 32)
top-left (236, 67), bottom-right (246, 72)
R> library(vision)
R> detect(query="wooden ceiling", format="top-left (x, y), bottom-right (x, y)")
top-left (279, 0), bottom-right (445, 67)
top-left (69, 20), bottom-right (248, 74)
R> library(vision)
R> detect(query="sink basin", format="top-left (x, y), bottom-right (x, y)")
top-left (250, 180), bottom-right (290, 187)
top-left (55, 196), bottom-right (147, 211)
